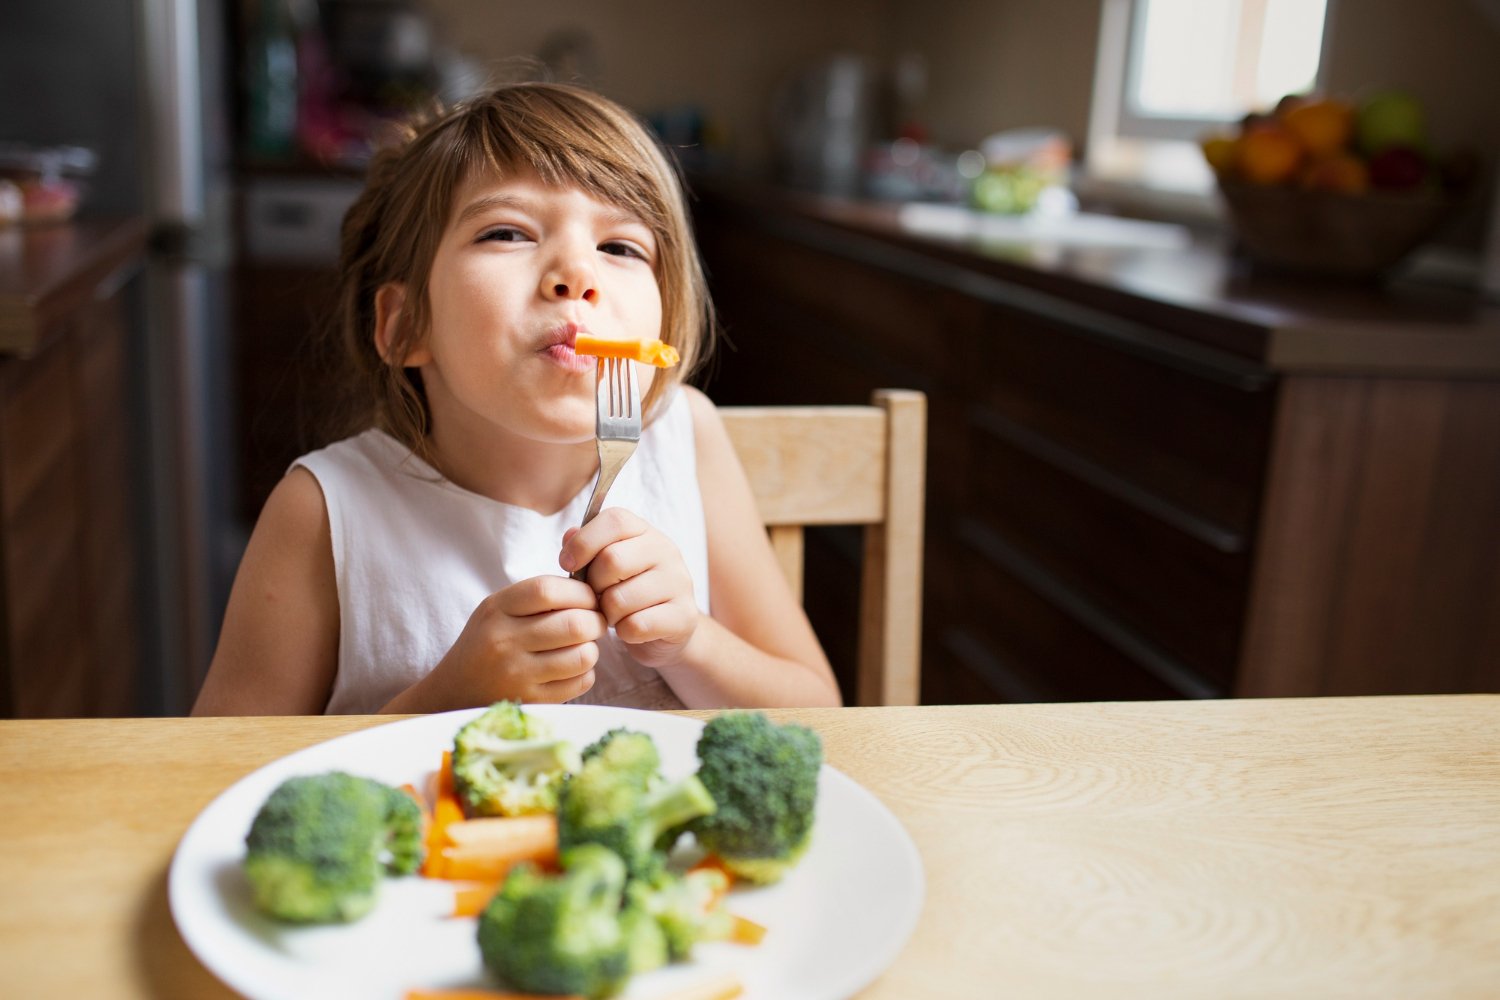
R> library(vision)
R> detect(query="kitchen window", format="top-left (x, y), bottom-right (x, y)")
top-left (1083, 0), bottom-right (1337, 204)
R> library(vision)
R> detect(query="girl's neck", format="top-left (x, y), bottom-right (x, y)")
top-left (425, 418), bottom-right (597, 515)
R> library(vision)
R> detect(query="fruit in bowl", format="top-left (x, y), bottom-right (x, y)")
top-left (1200, 91), bottom-right (1470, 278)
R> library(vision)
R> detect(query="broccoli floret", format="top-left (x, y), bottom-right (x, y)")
top-left (628, 867), bottom-right (733, 962)
top-left (243, 771), bottom-right (423, 923)
top-left (619, 892), bottom-right (670, 975)
top-left (557, 729), bottom-right (716, 878)
top-left (690, 711), bottom-right (823, 884)
top-left (477, 844), bottom-right (638, 999)
top-left (452, 701), bottom-right (582, 817)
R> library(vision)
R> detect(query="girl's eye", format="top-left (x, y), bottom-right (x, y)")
top-left (480, 227), bottom-right (530, 243)
top-left (600, 240), bottom-right (649, 261)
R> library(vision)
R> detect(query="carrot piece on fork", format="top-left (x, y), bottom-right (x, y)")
top-left (573, 334), bottom-right (680, 368)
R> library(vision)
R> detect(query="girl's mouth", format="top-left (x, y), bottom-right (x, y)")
top-left (540, 324), bottom-right (594, 374)
top-left (542, 341), bottom-right (595, 373)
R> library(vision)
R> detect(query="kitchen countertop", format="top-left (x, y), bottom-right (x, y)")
top-left (693, 177), bottom-right (1500, 377)
top-left (2, 697), bottom-right (1498, 998)
top-left (0, 216), bottom-right (149, 357)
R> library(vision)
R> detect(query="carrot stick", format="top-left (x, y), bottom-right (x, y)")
top-left (444, 815), bottom-right (558, 850)
top-left (450, 881), bottom-right (501, 918)
top-left (431, 814), bottom-right (558, 880)
top-left (727, 913), bottom-right (767, 945)
top-left (438, 846), bottom-right (540, 882)
top-left (423, 752), bottom-right (464, 878)
top-left (573, 334), bottom-right (680, 368)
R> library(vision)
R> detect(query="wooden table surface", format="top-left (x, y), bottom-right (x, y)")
top-left (3, 696), bottom-right (1498, 999)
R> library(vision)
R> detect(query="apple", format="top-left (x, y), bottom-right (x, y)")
top-left (1356, 91), bottom-right (1427, 156)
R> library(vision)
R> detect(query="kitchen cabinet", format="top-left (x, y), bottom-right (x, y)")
top-left (0, 217), bottom-right (149, 716)
top-left (691, 179), bottom-right (1500, 703)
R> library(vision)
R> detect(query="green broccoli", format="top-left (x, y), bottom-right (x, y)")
top-left (628, 866), bottom-right (734, 962)
top-left (452, 701), bottom-right (582, 817)
top-left (557, 729), bottom-right (716, 878)
top-left (478, 844), bottom-right (656, 998)
top-left (243, 771), bottom-right (423, 923)
top-left (690, 711), bottom-right (823, 884)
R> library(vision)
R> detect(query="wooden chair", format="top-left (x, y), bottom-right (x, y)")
top-left (719, 389), bottom-right (927, 706)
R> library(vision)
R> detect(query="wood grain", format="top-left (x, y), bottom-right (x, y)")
top-left (3, 699), bottom-right (1497, 999)
top-left (1239, 376), bottom-right (1500, 696)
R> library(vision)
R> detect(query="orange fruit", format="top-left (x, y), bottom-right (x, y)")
top-left (1282, 99), bottom-right (1355, 158)
top-left (1199, 134), bottom-right (1240, 176)
top-left (1237, 124), bottom-right (1304, 185)
top-left (1299, 153), bottom-right (1371, 194)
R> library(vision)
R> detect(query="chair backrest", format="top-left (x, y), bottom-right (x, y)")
top-left (719, 389), bottom-right (926, 706)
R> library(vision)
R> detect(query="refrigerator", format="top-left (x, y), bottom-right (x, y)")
top-left (0, 0), bottom-right (239, 714)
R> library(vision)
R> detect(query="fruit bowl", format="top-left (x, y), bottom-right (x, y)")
top-left (1215, 177), bottom-right (1456, 279)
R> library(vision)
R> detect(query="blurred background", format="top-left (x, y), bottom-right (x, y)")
top-left (2, 0), bottom-right (1498, 716)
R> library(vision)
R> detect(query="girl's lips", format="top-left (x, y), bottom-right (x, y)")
top-left (542, 342), bottom-right (594, 374)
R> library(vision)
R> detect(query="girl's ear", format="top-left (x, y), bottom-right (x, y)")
top-left (373, 282), bottom-right (430, 366)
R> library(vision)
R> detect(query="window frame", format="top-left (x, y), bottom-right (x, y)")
top-left (1088, 0), bottom-right (1340, 165)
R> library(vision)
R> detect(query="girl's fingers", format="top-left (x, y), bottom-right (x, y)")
top-left (530, 667), bottom-right (597, 703)
top-left (586, 533), bottom-right (660, 592)
top-left (495, 574), bottom-right (598, 616)
top-left (614, 602), bottom-right (692, 645)
top-left (524, 641), bottom-right (601, 684)
top-left (522, 608), bottom-right (607, 653)
top-left (562, 507), bottom-right (647, 575)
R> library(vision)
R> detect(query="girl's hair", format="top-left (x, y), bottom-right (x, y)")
top-left (325, 82), bottom-right (715, 461)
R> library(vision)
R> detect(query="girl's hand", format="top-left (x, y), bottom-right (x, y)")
top-left (422, 576), bottom-right (605, 708)
top-left (560, 508), bottom-right (700, 670)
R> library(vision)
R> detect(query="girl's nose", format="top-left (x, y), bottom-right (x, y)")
top-left (541, 247), bottom-right (599, 304)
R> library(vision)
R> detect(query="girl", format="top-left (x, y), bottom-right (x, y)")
top-left (193, 83), bottom-right (840, 715)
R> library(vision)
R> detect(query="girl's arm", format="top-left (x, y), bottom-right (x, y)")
top-left (191, 468), bottom-right (340, 715)
top-left (652, 387), bottom-right (842, 708)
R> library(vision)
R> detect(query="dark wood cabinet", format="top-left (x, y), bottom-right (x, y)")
top-left (0, 218), bottom-right (148, 717)
top-left (692, 180), bottom-right (1500, 704)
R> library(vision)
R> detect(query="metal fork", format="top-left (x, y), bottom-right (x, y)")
top-left (571, 355), bottom-right (641, 580)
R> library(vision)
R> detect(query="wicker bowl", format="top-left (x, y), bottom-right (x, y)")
top-left (1215, 178), bottom-right (1455, 279)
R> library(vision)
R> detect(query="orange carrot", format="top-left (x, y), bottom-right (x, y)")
top-left (573, 334), bottom-right (680, 368)
top-left (427, 815), bottom-right (558, 881)
top-left (422, 752), bottom-right (465, 878)
top-left (444, 814), bottom-right (558, 850)
top-left (727, 913), bottom-right (767, 945)
top-left (450, 881), bottom-right (501, 918)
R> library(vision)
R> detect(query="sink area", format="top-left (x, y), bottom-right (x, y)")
top-left (896, 201), bottom-right (1192, 251)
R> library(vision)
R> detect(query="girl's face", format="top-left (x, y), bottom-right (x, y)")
top-left (411, 167), bottom-right (662, 448)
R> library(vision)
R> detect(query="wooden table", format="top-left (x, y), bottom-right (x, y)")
top-left (3, 696), bottom-right (1498, 998)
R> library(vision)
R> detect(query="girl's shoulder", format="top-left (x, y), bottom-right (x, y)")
top-left (294, 428), bottom-right (439, 484)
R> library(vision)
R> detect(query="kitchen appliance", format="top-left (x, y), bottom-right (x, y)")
top-left (1, 0), bottom-right (240, 713)
top-left (771, 54), bottom-right (874, 196)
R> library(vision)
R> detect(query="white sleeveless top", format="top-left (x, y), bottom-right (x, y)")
top-left (293, 390), bottom-right (709, 714)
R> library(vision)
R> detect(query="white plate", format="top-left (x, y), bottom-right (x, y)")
top-left (170, 705), bottom-right (924, 1000)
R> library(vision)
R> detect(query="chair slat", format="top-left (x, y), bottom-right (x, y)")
top-left (721, 391), bottom-right (926, 707)
top-left (720, 407), bottom-right (886, 525)
top-left (768, 525), bottom-right (804, 603)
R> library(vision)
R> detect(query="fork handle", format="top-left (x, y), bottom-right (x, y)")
top-left (569, 445), bottom-right (632, 580)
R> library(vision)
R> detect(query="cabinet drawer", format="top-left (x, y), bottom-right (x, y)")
top-left (968, 415), bottom-right (1250, 688)
top-left (939, 528), bottom-right (1194, 703)
top-left (962, 302), bottom-right (1275, 539)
